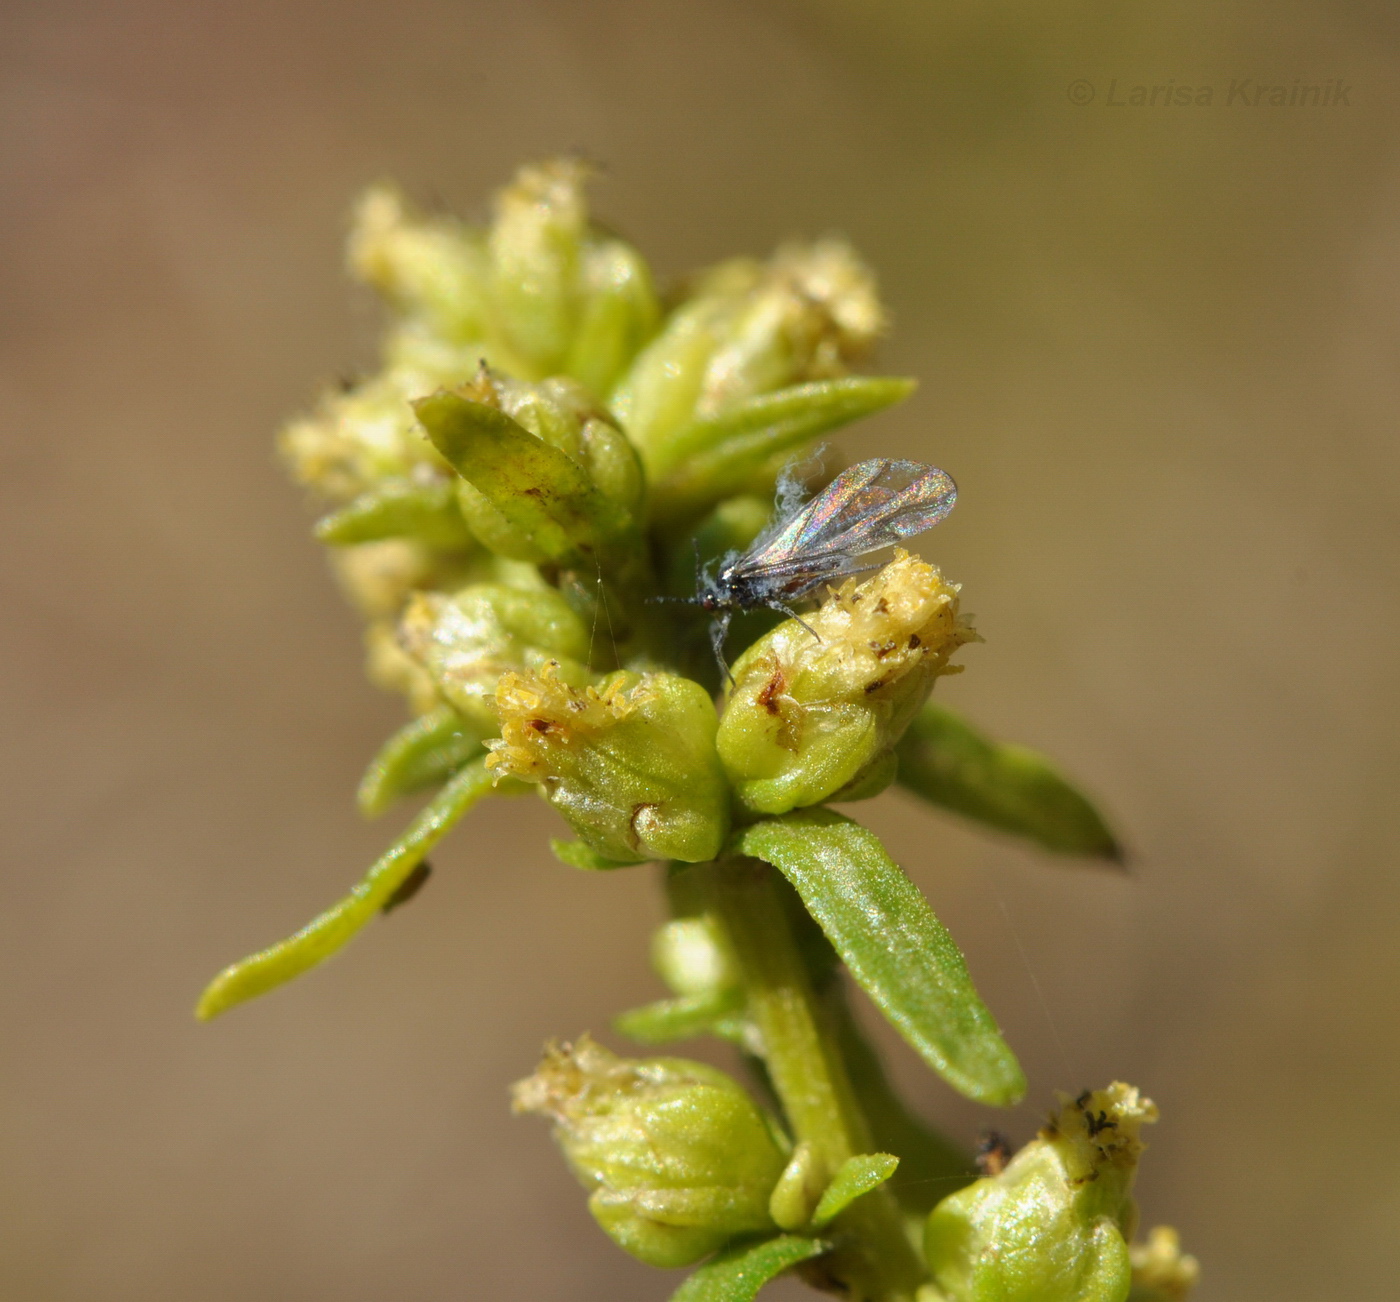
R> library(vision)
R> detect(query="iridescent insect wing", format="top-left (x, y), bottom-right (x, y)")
top-left (738, 459), bottom-right (956, 578)
top-left (734, 460), bottom-right (894, 572)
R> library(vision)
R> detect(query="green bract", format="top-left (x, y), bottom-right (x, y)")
top-left (199, 158), bottom-right (1191, 1302)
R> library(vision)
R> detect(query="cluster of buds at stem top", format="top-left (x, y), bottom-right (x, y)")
top-left (717, 551), bottom-right (977, 815)
top-left (511, 1037), bottom-right (786, 1268)
top-left (277, 161), bottom-right (659, 699)
top-left (611, 240), bottom-right (885, 483)
top-left (923, 1083), bottom-right (1159, 1302)
top-left (486, 665), bottom-right (730, 865)
top-left (285, 159), bottom-right (658, 507)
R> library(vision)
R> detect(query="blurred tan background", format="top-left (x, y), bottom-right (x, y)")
top-left (3, 1), bottom-right (1399, 1298)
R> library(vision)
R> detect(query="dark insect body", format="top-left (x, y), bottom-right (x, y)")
top-left (694, 457), bottom-right (957, 675)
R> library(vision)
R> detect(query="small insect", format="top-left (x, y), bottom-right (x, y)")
top-left (694, 457), bottom-right (957, 676)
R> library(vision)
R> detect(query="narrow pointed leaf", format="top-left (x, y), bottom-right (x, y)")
top-left (670, 1234), bottom-right (828, 1302)
top-left (196, 758), bottom-right (497, 1020)
top-left (897, 701), bottom-right (1123, 862)
top-left (733, 809), bottom-right (1026, 1106)
top-left (414, 390), bottom-right (630, 563)
top-left (313, 477), bottom-right (474, 548)
top-left (357, 707), bottom-right (488, 817)
top-left (651, 378), bottom-right (916, 515)
top-left (811, 1153), bottom-right (899, 1228)
top-left (614, 992), bottom-right (743, 1044)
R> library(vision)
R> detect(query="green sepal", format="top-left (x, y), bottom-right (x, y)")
top-left (669, 1234), bottom-right (829, 1302)
top-left (313, 477), bottom-right (475, 549)
top-left (896, 701), bottom-right (1123, 862)
top-left (614, 992), bottom-right (744, 1044)
top-left (550, 837), bottom-right (646, 870)
top-left (811, 1154), bottom-right (899, 1229)
top-left (357, 706), bottom-right (488, 817)
top-left (732, 809), bottom-right (1026, 1106)
top-left (196, 758), bottom-right (500, 1019)
top-left (414, 390), bottom-right (632, 564)
top-left (650, 378), bottom-right (916, 518)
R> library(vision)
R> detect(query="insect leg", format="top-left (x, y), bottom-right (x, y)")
top-left (770, 603), bottom-right (822, 642)
top-left (710, 611), bottom-right (735, 685)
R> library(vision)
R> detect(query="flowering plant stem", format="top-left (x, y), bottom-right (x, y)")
top-left (201, 158), bottom-right (1199, 1301)
top-left (706, 856), bottom-right (925, 1300)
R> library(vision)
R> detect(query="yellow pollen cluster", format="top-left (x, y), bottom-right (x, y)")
top-left (487, 665), bottom-right (636, 781)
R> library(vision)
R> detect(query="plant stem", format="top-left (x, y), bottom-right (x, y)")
top-left (706, 856), bottom-right (927, 1301)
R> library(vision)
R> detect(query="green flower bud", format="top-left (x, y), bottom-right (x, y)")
top-left (1129, 1226), bottom-right (1199, 1301)
top-left (347, 183), bottom-right (492, 345)
top-left (397, 583), bottom-right (593, 729)
top-left (652, 917), bottom-right (741, 1001)
top-left (565, 236), bottom-right (661, 399)
top-left (487, 666), bottom-right (730, 864)
top-left (717, 551), bottom-right (976, 815)
top-left (430, 369), bottom-right (643, 564)
top-left (924, 1083), bottom-right (1159, 1302)
top-left (512, 1037), bottom-right (786, 1268)
top-left (611, 240), bottom-right (884, 476)
top-left (488, 158), bottom-right (591, 375)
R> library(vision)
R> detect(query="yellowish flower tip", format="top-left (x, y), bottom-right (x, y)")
top-left (770, 236), bottom-right (887, 366)
top-left (486, 664), bottom-right (637, 782)
top-left (1130, 1226), bottom-right (1200, 1300)
top-left (493, 156), bottom-right (593, 232)
top-left (736, 549), bottom-right (975, 708)
top-left (346, 182), bottom-right (411, 288)
top-left (449, 360), bottom-right (502, 408)
top-left (1040, 1081), bottom-right (1160, 1177)
top-left (510, 1034), bottom-right (637, 1121)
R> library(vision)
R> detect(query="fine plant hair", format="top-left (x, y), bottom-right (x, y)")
top-left (198, 159), bottom-right (1198, 1302)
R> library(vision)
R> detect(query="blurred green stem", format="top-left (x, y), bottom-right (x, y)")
top-left (706, 857), bottom-right (926, 1301)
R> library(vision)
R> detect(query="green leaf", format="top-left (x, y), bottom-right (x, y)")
top-left (896, 701), bottom-right (1123, 862)
top-left (650, 378), bottom-right (916, 516)
top-left (733, 809), bottom-right (1026, 1106)
top-left (670, 1234), bottom-right (828, 1302)
top-left (414, 390), bottom-right (631, 564)
top-left (357, 707), bottom-right (488, 817)
top-left (811, 1154), bottom-right (899, 1228)
top-left (614, 992), bottom-right (743, 1044)
top-left (313, 477), bottom-right (474, 548)
top-left (196, 758), bottom-right (498, 1020)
